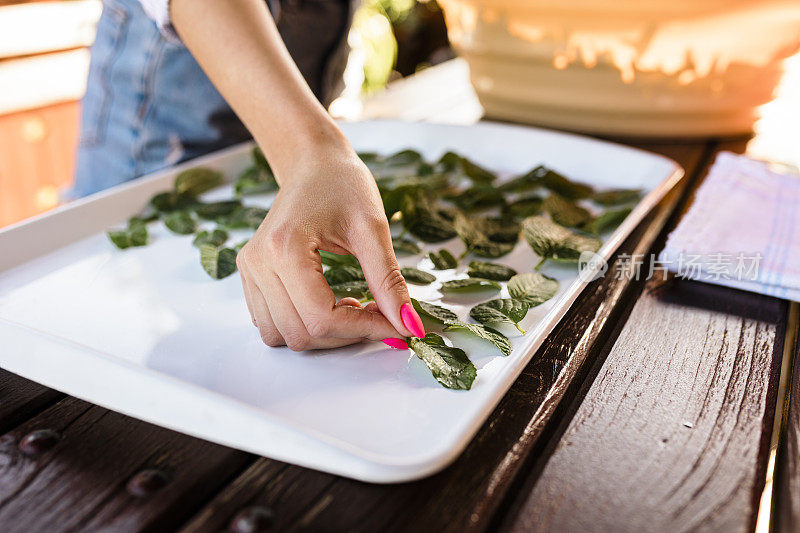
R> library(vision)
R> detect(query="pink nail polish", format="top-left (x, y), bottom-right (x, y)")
top-left (382, 338), bottom-right (409, 350)
top-left (400, 303), bottom-right (425, 338)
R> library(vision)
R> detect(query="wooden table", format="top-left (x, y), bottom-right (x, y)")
top-left (1, 59), bottom-right (799, 532)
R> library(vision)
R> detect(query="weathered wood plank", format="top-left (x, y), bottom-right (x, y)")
top-left (0, 370), bottom-right (62, 434)
top-left (501, 141), bottom-right (787, 533)
top-left (504, 280), bottom-right (787, 533)
top-left (774, 311), bottom-right (800, 532)
top-left (178, 143), bottom-right (709, 533)
top-left (0, 397), bottom-right (253, 532)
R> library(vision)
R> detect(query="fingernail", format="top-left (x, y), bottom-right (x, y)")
top-left (382, 338), bottom-right (409, 350)
top-left (400, 303), bottom-right (425, 338)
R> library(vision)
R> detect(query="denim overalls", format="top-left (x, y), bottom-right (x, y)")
top-left (72, 0), bottom-right (351, 197)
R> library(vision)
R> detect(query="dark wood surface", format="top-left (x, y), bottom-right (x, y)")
top-left (775, 306), bottom-right (800, 532)
top-left (1, 73), bottom-right (797, 530)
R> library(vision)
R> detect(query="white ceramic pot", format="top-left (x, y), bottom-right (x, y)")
top-left (439, 0), bottom-right (800, 137)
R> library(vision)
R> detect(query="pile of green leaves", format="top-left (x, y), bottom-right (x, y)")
top-left (108, 146), bottom-right (641, 390)
top-left (107, 147), bottom-right (272, 279)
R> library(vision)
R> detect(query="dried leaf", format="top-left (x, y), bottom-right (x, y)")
top-left (199, 244), bottom-right (238, 279)
top-left (469, 299), bottom-right (529, 334)
top-left (408, 333), bottom-right (477, 390)
top-left (319, 251), bottom-right (360, 268)
top-left (401, 267), bottom-right (436, 285)
top-left (192, 200), bottom-right (242, 219)
top-left (174, 167), bottom-right (223, 197)
top-left (507, 272), bottom-right (559, 305)
top-left (592, 188), bottom-right (642, 206)
top-left (585, 206), bottom-right (632, 234)
top-left (392, 236), bottom-right (421, 255)
top-left (428, 249), bottom-right (458, 270)
top-left (192, 228), bottom-right (229, 248)
top-left (467, 260), bottom-right (517, 281)
top-left (444, 322), bottom-right (512, 356)
top-left (543, 194), bottom-right (593, 228)
top-left (324, 266), bottom-right (365, 285)
top-left (411, 298), bottom-right (459, 323)
top-left (440, 278), bottom-right (501, 293)
top-left (164, 211), bottom-right (197, 235)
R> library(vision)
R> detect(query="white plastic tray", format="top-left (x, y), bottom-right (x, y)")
top-left (0, 120), bottom-right (682, 482)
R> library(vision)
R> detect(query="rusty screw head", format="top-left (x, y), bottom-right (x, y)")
top-left (229, 505), bottom-right (275, 533)
top-left (126, 468), bottom-right (169, 498)
top-left (18, 429), bottom-right (60, 455)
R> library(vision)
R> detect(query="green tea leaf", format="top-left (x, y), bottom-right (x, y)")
top-left (174, 167), bottom-right (223, 197)
top-left (503, 196), bottom-right (543, 218)
top-left (469, 299), bottom-right (529, 334)
top-left (471, 242), bottom-right (515, 258)
top-left (507, 272), bottom-right (559, 305)
top-left (192, 200), bottom-right (242, 219)
top-left (428, 249), bottom-right (458, 270)
top-left (411, 298), bottom-right (459, 324)
top-left (357, 151), bottom-right (379, 163)
top-left (392, 236), bottom-right (421, 255)
top-left (444, 322), bottom-right (512, 356)
top-left (384, 149), bottom-right (423, 167)
top-left (149, 191), bottom-right (194, 213)
top-left (521, 215), bottom-right (575, 259)
top-left (447, 186), bottom-right (505, 211)
top-left (217, 206), bottom-right (268, 230)
top-left (436, 151), bottom-right (461, 172)
top-left (401, 193), bottom-right (457, 243)
top-left (467, 260), bottom-right (517, 281)
top-left (108, 218), bottom-right (149, 250)
top-left (592, 188), bottom-right (642, 206)
top-left (498, 170), bottom-right (542, 194)
top-left (460, 158), bottom-right (496, 183)
top-left (409, 333), bottom-right (476, 390)
top-left (233, 239), bottom-right (249, 252)
top-left (329, 280), bottom-right (371, 299)
top-left (199, 244), bottom-right (238, 279)
top-left (543, 194), bottom-right (593, 228)
top-left (234, 166), bottom-right (278, 196)
top-left (164, 211), bottom-right (197, 235)
top-left (319, 251), bottom-right (360, 268)
top-left (479, 216), bottom-right (520, 244)
top-left (401, 267), bottom-right (436, 285)
top-left (192, 228), bottom-right (229, 248)
top-left (454, 213), bottom-right (516, 258)
top-left (535, 166), bottom-right (594, 199)
top-left (551, 234), bottom-right (602, 262)
top-left (440, 278), bottom-right (501, 293)
top-left (585, 206), bottom-right (632, 234)
top-left (324, 265), bottom-right (365, 285)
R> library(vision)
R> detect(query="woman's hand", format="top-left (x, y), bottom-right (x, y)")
top-left (237, 146), bottom-right (425, 350)
top-left (171, 0), bottom-right (425, 349)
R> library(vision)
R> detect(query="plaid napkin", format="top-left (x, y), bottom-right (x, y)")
top-left (659, 152), bottom-right (800, 302)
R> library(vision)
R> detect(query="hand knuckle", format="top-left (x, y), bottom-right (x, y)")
top-left (263, 229), bottom-right (287, 254)
top-left (380, 267), bottom-right (407, 295)
top-left (307, 317), bottom-right (332, 338)
top-left (260, 330), bottom-right (284, 347)
top-left (284, 331), bottom-right (311, 351)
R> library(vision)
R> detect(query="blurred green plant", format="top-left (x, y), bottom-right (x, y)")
top-left (352, 0), bottom-right (449, 93)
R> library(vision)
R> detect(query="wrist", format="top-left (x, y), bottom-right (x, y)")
top-left (253, 117), bottom-right (355, 185)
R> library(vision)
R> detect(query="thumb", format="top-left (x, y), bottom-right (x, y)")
top-left (350, 225), bottom-right (425, 339)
